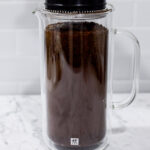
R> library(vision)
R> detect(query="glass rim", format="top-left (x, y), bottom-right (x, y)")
top-left (35, 4), bottom-right (114, 20)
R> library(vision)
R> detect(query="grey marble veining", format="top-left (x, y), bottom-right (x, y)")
top-left (0, 94), bottom-right (150, 150)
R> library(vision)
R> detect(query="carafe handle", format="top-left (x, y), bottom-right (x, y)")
top-left (112, 29), bottom-right (140, 109)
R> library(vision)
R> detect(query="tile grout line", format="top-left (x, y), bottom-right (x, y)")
top-left (132, 0), bottom-right (138, 27)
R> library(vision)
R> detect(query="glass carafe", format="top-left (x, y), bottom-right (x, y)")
top-left (35, 2), bottom-right (140, 150)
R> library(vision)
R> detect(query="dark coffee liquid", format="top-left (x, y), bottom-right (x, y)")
top-left (45, 22), bottom-right (108, 149)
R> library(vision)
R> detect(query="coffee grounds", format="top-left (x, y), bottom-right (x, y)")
top-left (45, 22), bottom-right (108, 149)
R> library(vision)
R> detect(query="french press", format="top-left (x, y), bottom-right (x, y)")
top-left (35, 0), bottom-right (140, 149)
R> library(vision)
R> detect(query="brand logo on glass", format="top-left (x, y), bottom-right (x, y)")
top-left (70, 138), bottom-right (79, 145)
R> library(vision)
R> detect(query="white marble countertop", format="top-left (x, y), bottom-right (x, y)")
top-left (0, 94), bottom-right (150, 150)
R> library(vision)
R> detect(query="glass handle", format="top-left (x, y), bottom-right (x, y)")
top-left (112, 29), bottom-right (141, 109)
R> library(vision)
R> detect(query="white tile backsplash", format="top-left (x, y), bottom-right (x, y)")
top-left (0, 31), bottom-right (16, 56)
top-left (16, 29), bottom-right (40, 56)
top-left (0, 2), bottom-right (39, 29)
top-left (140, 51), bottom-right (150, 80)
top-left (17, 81), bottom-right (40, 94)
top-left (130, 29), bottom-right (150, 52)
top-left (0, 82), bottom-right (18, 94)
top-left (0, 0), bottom-right (149, 94)
top-left (112, 1), bottom-right (135, 27)
top-left (136, 1), bottom-right (150, 27)
top-left (0, 57), bottom-right (40, 82)
top-left (113, 33), bottom-right (134, 80)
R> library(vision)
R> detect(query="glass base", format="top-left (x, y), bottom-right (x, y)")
top-left (43, 134), bottom-right (109, 150)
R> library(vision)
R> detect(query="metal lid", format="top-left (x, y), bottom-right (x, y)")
top-left (45, 0), bottom-right (106, 11)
